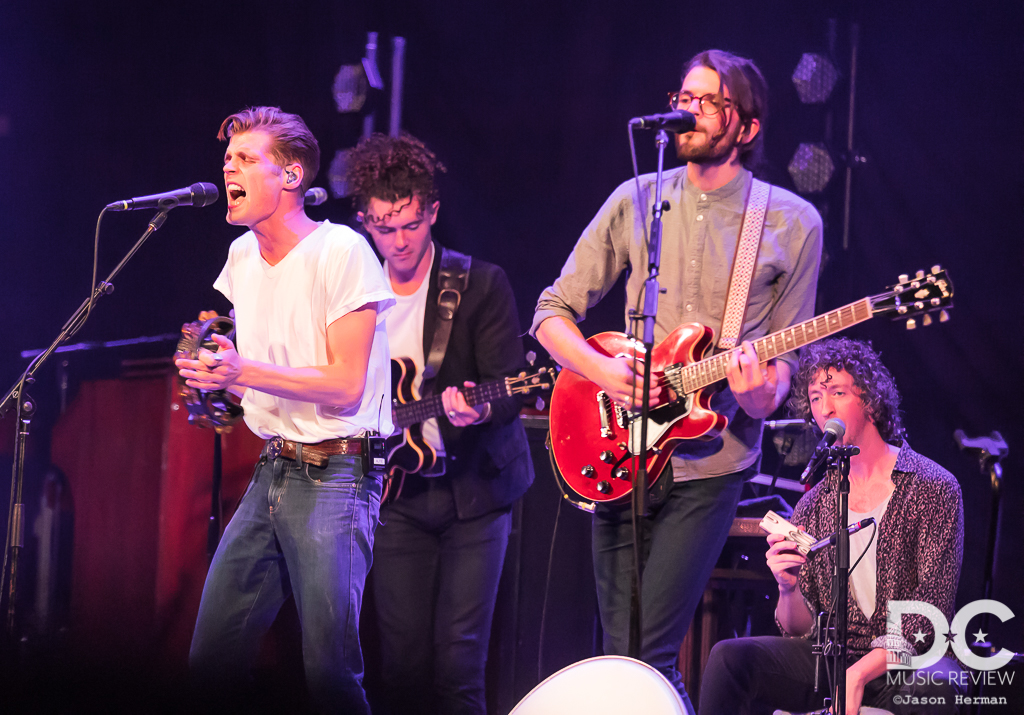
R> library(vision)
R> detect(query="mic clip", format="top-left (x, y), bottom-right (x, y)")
top-left (800, 444), bottom-right (860, 485)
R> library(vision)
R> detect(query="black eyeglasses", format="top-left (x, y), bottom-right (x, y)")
top-left (667, 91), bottom-right (732, 116)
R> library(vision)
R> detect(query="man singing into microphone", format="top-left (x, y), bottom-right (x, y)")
top-left (699, 338), bottom-right (964, 714)
top-left (532, 49), bottom-right (822, 711)
top-left (175, 106), bottom-right (394, 714)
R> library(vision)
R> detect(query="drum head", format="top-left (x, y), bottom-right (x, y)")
top-left (509, 655), bottom-right (686, 715)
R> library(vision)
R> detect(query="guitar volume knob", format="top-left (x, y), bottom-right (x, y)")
top-left (599, 450), bottom-right (615, 464)
top-left (581, 465), bottom-right (597, 479)
top-left (613, 467), bottom-right (629, 480)
top-left (596, 480), bottom-right (612, 494)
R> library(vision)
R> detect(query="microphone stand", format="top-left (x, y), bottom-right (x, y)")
top-left (814, 444), bottom-right (859, 715)
top-left (1, 209), bottom-right (170, 643)
top-left (625, 128), bottom-right (670, 659)
top-left (954, 429), bottom-right (1008, 713)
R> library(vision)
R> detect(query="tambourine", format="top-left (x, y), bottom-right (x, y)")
top-left (174, 315), bottom-right (244, 433)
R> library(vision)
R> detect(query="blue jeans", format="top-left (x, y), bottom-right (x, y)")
top-left (371, 477), bottom-right (512, 715)
top-left (593, 469), bottom-right (748, 715)
top-left (189, 449), bottom-right (381, 715)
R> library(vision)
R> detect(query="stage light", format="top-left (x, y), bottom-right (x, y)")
top-left (787, 142), bottom-right (835, 194)
top-left (333, 65), bottom-right (369, 113)
top-left (328, 149), bottom-right (352, 198)
top-left (792, 53), bottom-right (840, 104)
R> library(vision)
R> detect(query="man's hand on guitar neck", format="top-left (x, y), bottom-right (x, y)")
top-left (441, 381), bottom-right (491, 427)
top-left (725, 340), bottom-right (791, 420)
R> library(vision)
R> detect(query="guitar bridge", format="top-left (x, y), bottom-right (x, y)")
top-left (596, 391), bottom-right (615, 439)
top-left (613, 403), bottom-right (628, 429)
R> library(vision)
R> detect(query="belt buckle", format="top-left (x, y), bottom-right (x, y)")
top-left (267, 436), bottom-right (284, 460)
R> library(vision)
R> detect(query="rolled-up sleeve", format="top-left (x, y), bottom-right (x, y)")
top-left (531, 184), bottom-right (637, 337)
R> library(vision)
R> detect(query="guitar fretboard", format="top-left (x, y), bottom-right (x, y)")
top-left (393, 380), bottom-right (510, 429)
top-left (675, 297), bottom-right (874, 395)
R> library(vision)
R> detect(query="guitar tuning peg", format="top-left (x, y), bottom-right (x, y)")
top-left (899, 274), bottom-right (909, 283)
top-left (931, 264), bottom-right (941, 273)
top-left (526, 350), bottom-right (536, 366)
top-left (922, 314), bottom-right (933, 326)
top-left (939, 310), bottom-right (950, 323)
top-left (915, 270), bottom-right (925, 280)
top-left (906, 318), bottom-right (917, 330)
top-left (535, 396), bottom-right (546, 410)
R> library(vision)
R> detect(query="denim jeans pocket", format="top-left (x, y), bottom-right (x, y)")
top-left (295, 454), bottom-right (364, 487)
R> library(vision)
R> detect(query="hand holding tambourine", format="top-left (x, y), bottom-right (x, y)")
top-left (173, 314), bottom-right (244, 433)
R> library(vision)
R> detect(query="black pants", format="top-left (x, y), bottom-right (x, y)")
top-left (698, 635), bottom-right (965, 714)
top-left (593, 470), bottom-right (748, 715)
top-left (371, 477), bottom-right (511, 715)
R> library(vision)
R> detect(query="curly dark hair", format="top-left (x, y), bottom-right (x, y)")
top-left (345, 133), bottom-right (446, 213)
top-left (788, 338), bottom-right (906, 445)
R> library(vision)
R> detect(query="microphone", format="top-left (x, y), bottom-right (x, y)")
top-left (765, 418), bottom-right (810, 430)
top-left (808, 517), bottom-right (876, 554)
top-left (106, 182), bottom-right (219, 211)
top-left (799, 418), bottom-right (846, 484)
top-left (629, 110), bottom-right (696, 133)
top-left (304, 187), bottom-right (329, 206)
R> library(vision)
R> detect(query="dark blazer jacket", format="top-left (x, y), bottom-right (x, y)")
top-left (408, 241), bottom-right (534, 520)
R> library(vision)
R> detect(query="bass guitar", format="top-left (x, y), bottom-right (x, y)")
top-left (549, 267), bottom-right (953, 506)
top-left (384, 359), bottom-right (555, 501)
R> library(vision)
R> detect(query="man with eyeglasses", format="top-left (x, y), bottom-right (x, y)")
top-left (532, 49), bottom-right (823, 712)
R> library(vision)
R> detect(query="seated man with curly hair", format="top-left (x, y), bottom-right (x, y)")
top-left (699, 338), bottom-right (965, 715)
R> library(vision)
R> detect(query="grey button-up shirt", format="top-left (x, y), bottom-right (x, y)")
top-left (532, 166), bottom-right (822, 479)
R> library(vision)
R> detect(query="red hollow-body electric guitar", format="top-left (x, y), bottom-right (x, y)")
top-left (549, 268), bottom-right (954, 506)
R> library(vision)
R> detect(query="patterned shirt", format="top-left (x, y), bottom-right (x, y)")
top-left (781, 442), bottom-right (964, 659)
top-left (531, 166), bottom-right (822, 479)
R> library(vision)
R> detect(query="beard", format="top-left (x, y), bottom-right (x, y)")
top-left (675, 123), bottom-right (741, 165)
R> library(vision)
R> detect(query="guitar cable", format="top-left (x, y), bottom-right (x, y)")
top-left (537, 431), bottom-right (565, 682)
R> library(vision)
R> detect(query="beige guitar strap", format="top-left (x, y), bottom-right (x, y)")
top-left (718, 177), bottom-right (771, 350)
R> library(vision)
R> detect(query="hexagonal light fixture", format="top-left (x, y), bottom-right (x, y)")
top-left (792, 53), bottom-right (840, 104)
top-left (333, 65), bottom-right (368, 113)
top-left (328, 149), bottom-right (352, 198)
top-left (787, 142), bottom-right (835, 194)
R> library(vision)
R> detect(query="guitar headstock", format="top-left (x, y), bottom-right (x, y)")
top-left (871, 266), bottom-right (953, 328)
top-left (506, 366), bottom-right (558, 397)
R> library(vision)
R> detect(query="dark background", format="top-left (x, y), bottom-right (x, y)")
top-left (1, 0), bottom-right (1021, 706)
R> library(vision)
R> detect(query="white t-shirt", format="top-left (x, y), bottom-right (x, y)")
top-left (382, 244), bottom-right (445, 456)
top-left (848, 493), bottom-right (892, 619)
top-left (214, 220), bottom-right (396, 442)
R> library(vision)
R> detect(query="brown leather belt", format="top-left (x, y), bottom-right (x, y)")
top-left (266, 436), bottom-right (364, 468)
